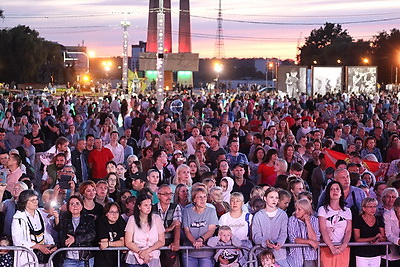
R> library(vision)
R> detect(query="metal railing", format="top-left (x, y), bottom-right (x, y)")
top-left (1, 246), bottom-right (39, 267)
top-left (46, 242), bottom-right (394, 267)
top-left (47, 245), bottom-right (244, 267)
top-left (248, 242), bottom-right (393, 267)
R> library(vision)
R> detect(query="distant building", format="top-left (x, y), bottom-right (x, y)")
top-left (131, 41), bottom-right (146, 72)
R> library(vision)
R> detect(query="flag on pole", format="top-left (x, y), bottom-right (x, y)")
top-left (323, 149), bottom-right (388, 181)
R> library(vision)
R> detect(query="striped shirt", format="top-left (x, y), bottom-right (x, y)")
top-left (287, 215), bottom-right (320, 267)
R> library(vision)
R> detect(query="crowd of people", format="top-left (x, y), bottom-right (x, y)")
top-left (0, 90), bottom-right (399, 267)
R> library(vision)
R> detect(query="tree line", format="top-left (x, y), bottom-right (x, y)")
top-left (298, 22), bottom-right (400, 85)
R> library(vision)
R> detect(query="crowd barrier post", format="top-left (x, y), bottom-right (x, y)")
top-left (2, 246), bottom-right (39, 267)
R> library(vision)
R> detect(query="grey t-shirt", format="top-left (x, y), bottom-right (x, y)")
top-left (182, 206), bottom-right (218, 258)
top-left (67, 217), bottom-right (81, 260)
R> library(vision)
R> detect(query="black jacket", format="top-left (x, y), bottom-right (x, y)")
top-left (56, 212), bottom-right (96, 261)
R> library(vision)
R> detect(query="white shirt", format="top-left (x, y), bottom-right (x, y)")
top-left (219, 212), bottom-right (252, 241)
top-left (317, 205), bottom-right (351, 243)
top-left (110, 100), bottom-right (120, 113)
top-left (104, 143), bottom-right (124, 164)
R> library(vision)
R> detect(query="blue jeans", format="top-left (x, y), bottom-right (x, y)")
top-left (181, 254), bottom-right (214, 267)
top-left (63, 257), bottom-right (94, 267)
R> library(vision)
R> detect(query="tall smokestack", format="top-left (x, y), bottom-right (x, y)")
top-left (179, 0), bottom-right (191, 53)
top-left (146, 0), bottom-right (172, 53)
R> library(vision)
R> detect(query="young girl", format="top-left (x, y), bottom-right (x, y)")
top-left (220, 177), bottom-right (234, 203)
top-left (252, 187), bottom-right (289, 267)
top-left (106, 172), bottom-right (120, 202)
top-left (146, 169), bottom-right (160, 204)
top-left (0, 235), bottom-right (13, 267)
top-left (259, 249), bottom-right (280, 267)
top-left (277, 190), bottom-right (291, 212)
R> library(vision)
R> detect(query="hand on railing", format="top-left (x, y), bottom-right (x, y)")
top-left (169, 242), bottom-right (180, 251)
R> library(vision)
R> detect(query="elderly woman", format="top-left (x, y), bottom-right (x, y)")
top-left (0, 181), bottom-right (28, 237)
top-left (125, 194), bottom-right (165, 267)
top-left (383, 197), bottom-right (400, 266)
top-left (378, 187), bottom-right (399, 217)
top-left (318, 181), bottom-right (352, 267)
top-left (353, 197), bottom-right (386, 267)
top-left (57, 195), bottom-right (96, 267)
top-left (12, 189), bottom-right (57, 267)
top-left (182, 187), bottom-right (218, 267)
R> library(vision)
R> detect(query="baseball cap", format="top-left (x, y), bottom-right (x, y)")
top-left (131, 172), bottom-right (147, 182)
top-left (173, 150), bottom-right (182, 156)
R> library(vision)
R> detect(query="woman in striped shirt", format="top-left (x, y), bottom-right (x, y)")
top-left (287, 198), bottom-right (320, 267)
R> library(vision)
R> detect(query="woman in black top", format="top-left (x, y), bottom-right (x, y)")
top-left (79, 181), bottom-right (103, 221)
top-left (353, 197), bottom-right (386, 266)
top-left (57, 195), bottom-right (96, 267)
top-left (95, 202), bottom-right (126, 267)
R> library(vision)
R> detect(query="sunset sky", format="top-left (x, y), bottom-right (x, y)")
top-left (1, 0), bottom-right (400, 60)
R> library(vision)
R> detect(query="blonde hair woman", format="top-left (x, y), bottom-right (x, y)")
top-left (170, 164), bottom-right (192, 197)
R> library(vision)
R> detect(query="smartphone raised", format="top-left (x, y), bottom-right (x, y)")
top-left (59, 175), bottom-right (72, 189)
top-left (0, 171), bottom-right (7, 186)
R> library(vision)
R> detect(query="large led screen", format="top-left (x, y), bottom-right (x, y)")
top-left (346, 66), bottom-right (377, 94)
top-left (277, 66), bottom-right (307, 98)
top-left (312, 67), bottom-right (343, 96)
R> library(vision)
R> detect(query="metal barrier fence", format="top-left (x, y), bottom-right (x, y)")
top-left (47, 245), bottom-right (243, 267)
top-left (46, 242), bottom-right (393, 267)
top-left (248, 242), bottom-right (393, 267)
top-left (1, 246), bottom-right (39, 267)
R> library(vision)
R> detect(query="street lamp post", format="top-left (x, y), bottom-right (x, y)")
top-left (102, 61), bottom-right (112, 91)
top-left (214, 62), bottom-right (223, 91)
top-left (268, 61), bottom-right (274, 89)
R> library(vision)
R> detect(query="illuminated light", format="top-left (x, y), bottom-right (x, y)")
top-left (337, 59), bottom-right (341, 64)
top-left (268, 62), bottom-right (274, 68)
top-left (313, 60), bottom-right (317, 65)
top-left (88, 51), bottom-right (95, 58)
top-left (83, 75), bottom-right (90, 82)
top-left (214, 63), bottom-right (223, 73)
top-left (363, 58), bottom-right (369, 64)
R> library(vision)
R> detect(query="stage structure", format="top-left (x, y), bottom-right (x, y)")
top-left (346, 66), bottom-right (377, 95)
top-left (140, 0), bottom-right (199, 94)
top-left (277, 66), bottom-right (307, 98)
top-left (312, 67), bottom-right (343, 96)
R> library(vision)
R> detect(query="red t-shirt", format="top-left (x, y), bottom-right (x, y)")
top-left (284, 116), bottom-right (295, 128)
top-left (386, 147), bottom-right (400, 163)
top-left (257, 163), bottom-right (277, 185)
top-left (88, 147), bottom-right (114, 179)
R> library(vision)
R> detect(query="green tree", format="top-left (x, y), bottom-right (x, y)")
top-left (298, 22), bottom-right (371, 66)
top-left (0, 25), bottom-right (64, 84)
top-left (372, 29), bottom-right (400, 84)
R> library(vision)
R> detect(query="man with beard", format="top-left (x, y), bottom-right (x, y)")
top-left (41, 153), bottom-right (69, 190)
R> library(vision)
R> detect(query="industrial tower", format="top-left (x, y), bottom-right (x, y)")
top-left (214, 0), bottom-right (224, 59)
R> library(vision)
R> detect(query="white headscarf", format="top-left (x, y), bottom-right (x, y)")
top-left (221, 176), bottom-right (235, 203)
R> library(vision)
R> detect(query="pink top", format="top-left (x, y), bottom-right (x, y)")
top-left (6, 167), bottom-right (23, 192)
top-left (125, 214), bottom-right (165, 264)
